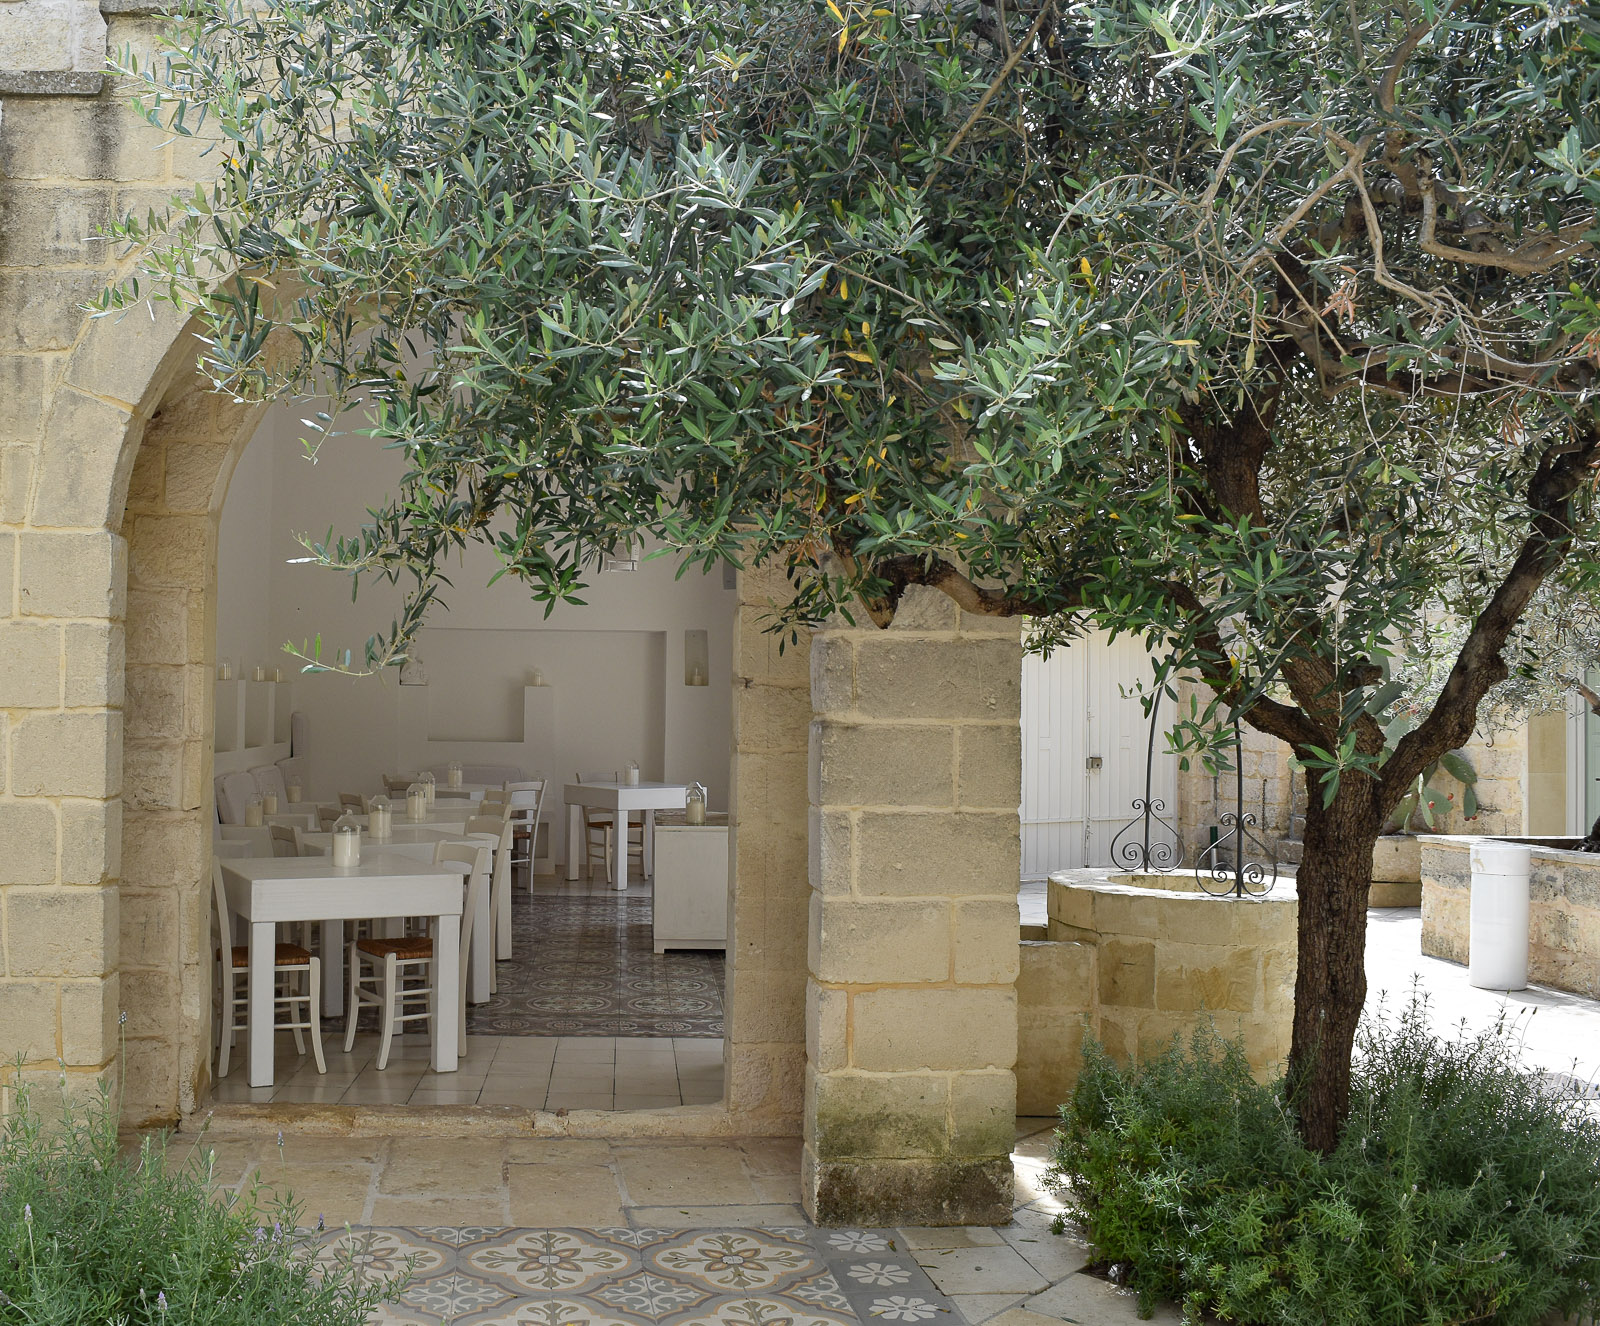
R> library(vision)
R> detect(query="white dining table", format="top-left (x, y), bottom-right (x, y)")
top-left (299, 828), bottom-right (494, 1005)
top-left (216, 857), bottom-right (464, 1087)
top-left (217, 824), bottom-right (273, 854)
top-left (563, 781), bottom-right (688, 891)
top-left (265, 808), bottom-right (321, 831)
top-left (432, 782), bottom-right (496, 801)
top-left (218, 855), bottom-right (466, 1087)
top-left (363, 806), bottom-right (475, 833)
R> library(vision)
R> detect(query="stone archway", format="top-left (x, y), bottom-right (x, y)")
top-left (117, 368), bottom-right (266, 1124)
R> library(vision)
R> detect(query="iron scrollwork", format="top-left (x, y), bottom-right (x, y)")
top-left (1106, 689), bottom-right (1184, 875)
top-left (1194, 716), bottom-right (1278, 898)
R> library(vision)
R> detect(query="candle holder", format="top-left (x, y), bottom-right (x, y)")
top-left (331, 812), bottom-right (362, 868)
top-left (369, 794), bottom-right (392, 840)
top-left (406, 782), bottom-right (428, 823)
top-left (243, 793), bottom-right (264, 828)
top-left (285, 777), bottom-right (303, 804)
top-left (262, 791), bottom-right (279, 815)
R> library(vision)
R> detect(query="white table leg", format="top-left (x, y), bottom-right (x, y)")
top-left (566, 803), bottom-right (582, 880)
top-left (643, 809), bottom-right (656, 878)
top-left (321, 919), bottom-right (343, 1017)
top-left (433, 913), bottom-right (461, 1072)
top-left (470, 866), bottom-right (491, 1004)
top-left (248, 920), bottom-right (276, 1088)
top-left (614, 815), bottom-right (629, 892)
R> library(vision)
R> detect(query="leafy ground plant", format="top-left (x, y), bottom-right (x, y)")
top-left (1047, 998), bottom-right (1600, 1325)
top-left (0, 1078), bottom-right (398, 1324)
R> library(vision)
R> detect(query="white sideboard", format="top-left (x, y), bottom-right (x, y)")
top-left (652, 824), bottom-right (729, 954)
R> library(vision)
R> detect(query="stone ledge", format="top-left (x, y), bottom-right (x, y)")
top-left (807, 1152), bottom-right (1013, 1227)
top-left (0, 69), bottom-right (104, 94)
top-left (99, 0), bottom-right (168, 12)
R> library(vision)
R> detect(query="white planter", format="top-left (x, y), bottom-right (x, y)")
top-left (1468, 840), bottom-right (1531, 990)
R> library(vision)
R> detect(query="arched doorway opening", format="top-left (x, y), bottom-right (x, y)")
top-left (111, 354), bottom-right (805, 1135)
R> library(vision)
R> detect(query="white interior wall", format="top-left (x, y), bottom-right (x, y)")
top-left (214, 430), bottom-right (278, 675)
top-left (216, 401), bottom-right (736, 863)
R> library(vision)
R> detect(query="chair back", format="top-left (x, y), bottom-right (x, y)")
top-left (577, 770), bottom-right (617, 785)
top-left (382, 774), bottom-right (417, 796)
top-left (317, 804), bottom-right (340, 831)
top-left (269, 824), bottom-right (299, 857)
top-left (215, 771), bottom-right (259, 824)
top-left (250, 764), bottom-right (289, 803)
top-left (338, 791), bottom-right (364, 811)
top-left (463, 814), bottom-right (504, 839)
top-left (477, 800), bottom-right (508, 820)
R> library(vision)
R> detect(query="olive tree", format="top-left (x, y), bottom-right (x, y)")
top-left (109, 0), bottom-right (1600, 1148)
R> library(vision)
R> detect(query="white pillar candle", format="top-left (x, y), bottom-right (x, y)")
top-left (371, 806), bottom-right (391, 840)
top-left (262, 792), bottom-right (278, 815)
top-left (243, 802), bottom-right (263, 827)
top-left (286, 784), bottom-right (302, 803)
top-left (407, 790), bottom-right (427, 822)
top-left (332, 830), bottom-right (359, 868)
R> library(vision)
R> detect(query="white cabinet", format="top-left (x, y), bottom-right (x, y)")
top-left (652, 824), bottom-right (729, 954)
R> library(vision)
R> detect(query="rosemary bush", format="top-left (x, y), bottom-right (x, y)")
top-left (0, 1080), bottom-right (396, 1324)
top-left (1049, 1000), bottom-right (1600, 1324)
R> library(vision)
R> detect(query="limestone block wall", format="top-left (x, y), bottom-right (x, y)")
top-left (1016, 938), bottom-right (1094, 1115)
top-left (117, 379), bottom-right (259, 1124)
top-left (0, 5), bottom-right (202, 1112)
top-left (1420, 835), bottom-right (1600, 997)
top-left (1043, 870), bottom-right (1297, 1080)
top-left (805, 587), bottom-right (1021, 1226)
top-left (723, 565), bottom-right (812, 1134)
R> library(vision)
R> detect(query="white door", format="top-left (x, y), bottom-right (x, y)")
top-left (1020, 632), bottom-right (1177, 879)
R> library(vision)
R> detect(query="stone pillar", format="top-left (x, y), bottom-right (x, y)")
top-left (804, 587), bottom-right (1021, 1226)
top-left (724, 566), bottom-right (812, 1131)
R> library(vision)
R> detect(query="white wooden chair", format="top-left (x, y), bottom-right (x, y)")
top-left (504, 779), bottom-right (549, 892)
top-left (343, 842), bottom-right (486, 1070)
top-left (464, 812), bottom-right (516, 980)
top-left (268, 823), bottom-right (299, 857)
top-left (575, 771), bottom-right (643, 883)
top-left (211, 862), bottom-right (324, 1078)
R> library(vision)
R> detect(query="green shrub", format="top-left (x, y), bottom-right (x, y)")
top-left (1047, 999), bottom-right (1600, 1324)
top-left (0, 1077), bottom-right (397, 1325)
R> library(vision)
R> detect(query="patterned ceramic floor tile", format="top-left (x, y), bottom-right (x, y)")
top-left (324, 1224), bottom-right (964, 1326)
top-left (468, 896), bottom-right (725, 1038)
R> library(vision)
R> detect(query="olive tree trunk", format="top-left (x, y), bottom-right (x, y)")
top-left (1286, 776), bottom-right (1385, 1153)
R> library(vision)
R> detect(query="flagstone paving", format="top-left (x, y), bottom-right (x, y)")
top-left (192, 1124), bottom-right (1167, 1324)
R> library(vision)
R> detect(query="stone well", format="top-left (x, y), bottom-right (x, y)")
top-left (1420, 835), bottom-right (1600, 998)
top-left (1014, 869), bottom-right (1298, 1114)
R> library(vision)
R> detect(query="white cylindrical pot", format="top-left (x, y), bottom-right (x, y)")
top-left (1468, 840), bottom-right (1532, 991)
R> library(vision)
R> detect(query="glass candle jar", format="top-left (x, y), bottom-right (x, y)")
top-left (262, 791), bottom-right (279, 815)
top-left (406, 783), bottom-right (428, 822)
top-left (420, 770), bottom-right (436, 804)
top-left (285, 777), bottom-right (303, 804)
top-left (331, 812), bottom-right (361, 868)
top-left (685, 782), bottom-right (707, 826)
top-left (369, 794), bottom-right (392, 840)
top-left (447, 761), bottom-right (463, 789)
top-left (243, 793), bottom-right (264, 827)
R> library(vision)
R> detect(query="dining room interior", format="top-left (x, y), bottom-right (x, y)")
top-left (203, 399), bottom-right (738, 1114)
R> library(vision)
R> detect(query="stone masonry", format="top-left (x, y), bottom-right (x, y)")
top-left (805, 587), bottom-right (1022, 1226)
top-left (2, 1), bottom-right (1051, 1226)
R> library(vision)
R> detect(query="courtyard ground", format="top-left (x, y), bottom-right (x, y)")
top-left (184, 906), bottom-right (1597, 1326)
